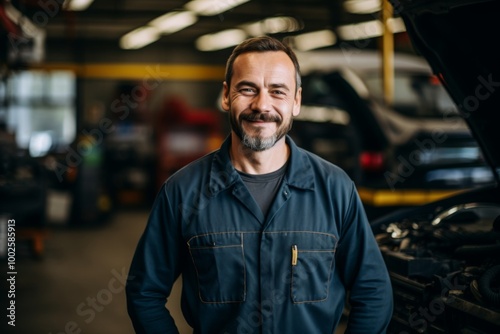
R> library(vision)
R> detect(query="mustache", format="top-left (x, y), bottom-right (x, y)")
top-left (240, 113), bottom-right (282, 122)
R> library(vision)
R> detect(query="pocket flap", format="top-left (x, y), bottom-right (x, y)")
top-left (188, 232), bottom-right (243, 249)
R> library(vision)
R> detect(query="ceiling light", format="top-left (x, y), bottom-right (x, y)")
top-left (387, 17), bottom-right (406, 33)
top-left (344, 0), bottom-right (381, 14)
top-left (263, 17), bottom-right (301, 34)
top-left (196, 29), bottom-right (247, 51)
top-left (292, 29), bottom-right (337, 51)
top-left (337, 17), bottom-right (406, 41)
top-left (242, 21), bottom-right (265, 36)
top-left (241, 16), bottom-right (302, 36)
top-left (120, 26), bottom-right (160, 50)
top-left (64, 0), bottom-right (94, 11)
top-left (185, 0), bottom-right (250, 16)
top-left (149, 11), bottom-right (198, 34)
top-left (337, 20), bottom-right (383, 40)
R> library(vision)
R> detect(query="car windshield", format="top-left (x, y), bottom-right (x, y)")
top-left (363, 71), bottom-right (460, 118)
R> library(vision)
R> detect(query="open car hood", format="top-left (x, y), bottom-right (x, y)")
top-left (390, 0), bottom-right (500, 182)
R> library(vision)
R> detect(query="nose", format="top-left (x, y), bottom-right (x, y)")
top-left (250, 91), bottom-right (271, 113)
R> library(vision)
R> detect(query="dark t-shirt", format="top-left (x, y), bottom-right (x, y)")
top-left (238, 161), bottom-right (288, 216)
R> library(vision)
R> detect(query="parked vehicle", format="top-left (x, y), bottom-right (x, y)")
top-left (296, 49), bottom-right (495, 217)
top-left (371, 0), bottom-right (500, 332)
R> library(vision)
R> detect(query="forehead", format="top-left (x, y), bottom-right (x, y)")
top-left (232, 51), bottom-right (296, 82)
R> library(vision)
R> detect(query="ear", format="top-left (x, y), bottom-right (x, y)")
top-left (221, 82), bottom-right (230, 112)
top-left (292, 87), bottom-right (302, 117)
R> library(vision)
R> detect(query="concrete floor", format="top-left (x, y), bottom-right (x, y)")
top-left (1, 209), bottom-right (346, 334)
top-left (1, 210), bottom-right (191, 334)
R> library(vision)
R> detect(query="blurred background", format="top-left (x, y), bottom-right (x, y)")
top-left (0, 0), bottom-right (494, 333)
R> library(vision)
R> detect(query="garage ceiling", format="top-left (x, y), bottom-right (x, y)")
top-left (5, 0), bottom-right (383, 49)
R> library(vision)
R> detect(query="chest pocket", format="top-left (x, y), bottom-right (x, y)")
top-left (187, 232), bottom-right (246, 303)
top-left (290, 232), bottom-right (337, 303)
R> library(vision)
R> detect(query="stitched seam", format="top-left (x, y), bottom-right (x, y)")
top-left (188, 233), bottom-right (247, 304)
top-left (291, 250), bottom-right (335, 304)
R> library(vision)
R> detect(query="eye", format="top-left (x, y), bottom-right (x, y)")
top-left (271, 89), bottom-right (286, 96)
top-left (239, 87), bottom-right (256, 95)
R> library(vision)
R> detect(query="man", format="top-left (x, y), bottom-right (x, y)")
top-left (126, 36), bottom-right (393, 333)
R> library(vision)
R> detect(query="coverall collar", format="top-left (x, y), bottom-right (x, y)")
top-left (208, 135), bottom-right (315, 196)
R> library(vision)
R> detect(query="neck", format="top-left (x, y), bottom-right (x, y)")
top-left (230, 132), bottom-right (289, 175)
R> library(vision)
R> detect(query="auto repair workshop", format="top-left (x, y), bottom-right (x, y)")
top-left (1, 0), bottom-right (500, 333)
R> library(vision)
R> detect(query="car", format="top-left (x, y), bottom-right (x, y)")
top-left (296, 49), bottom-right (496, 218)
top-left (370, 0), bottom-right (500, 332)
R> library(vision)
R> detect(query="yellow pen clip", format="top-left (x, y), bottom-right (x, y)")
top-left (291, 245), bottom-right (298, 266)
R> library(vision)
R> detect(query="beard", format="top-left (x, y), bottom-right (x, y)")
top-left (230, 111), bottom-right (292, 151)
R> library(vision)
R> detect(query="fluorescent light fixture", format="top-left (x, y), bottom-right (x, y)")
top-left (337, 20), bottom-right (383, 40)
top-left (337, 17), bottom-right (406, 40)
top-left (292, 29), bottom-right (337, 51)
top-left (387, 17), bottom-right (406, 33)
top-left (120, 10), bottom-right (197, 49)
top-left (64, 0), bottom-right (94, 11)
top-left (242, 21), bottom-right (265, 36)
top-left (120, 26), bottom-right (160, 50)
top-left (196, 29), bottom-right (247, 51)
top-left (242, 16), bottom-right (302, 36)
top-left (149, 11), bottom-right (198, 34)
top-left (185, 0), bottom-right (250, 16)
top-left (344, 0), bottom-right (381, 14)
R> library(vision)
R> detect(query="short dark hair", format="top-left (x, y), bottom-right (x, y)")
top-left (224, 36), bottom-right (301, 92)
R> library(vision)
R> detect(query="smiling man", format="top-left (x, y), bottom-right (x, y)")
top-left (225, 50), bottom-right (300, 157)
top-left (126, 36), bottom-right (393, 334)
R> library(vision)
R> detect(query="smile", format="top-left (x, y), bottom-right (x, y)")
top-left (240, 114), bottom-right (281, 123)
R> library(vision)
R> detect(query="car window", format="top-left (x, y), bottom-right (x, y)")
top-left (364, 72), bottom-right (459, 118)
top-left (301, 73), bottom-right (351, 110)
top-left (301, 72), bottom-right (389, 151)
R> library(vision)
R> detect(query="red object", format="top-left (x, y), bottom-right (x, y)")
top-left (155, 96), bottom-right (224, 190)
top-left (0, 5), bottom-right (21, 35)
top-left (360, 151), bottom-right (385, 172)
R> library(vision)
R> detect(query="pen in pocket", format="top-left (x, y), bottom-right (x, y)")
top-left (291, 244), bottom-right (298, 266)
